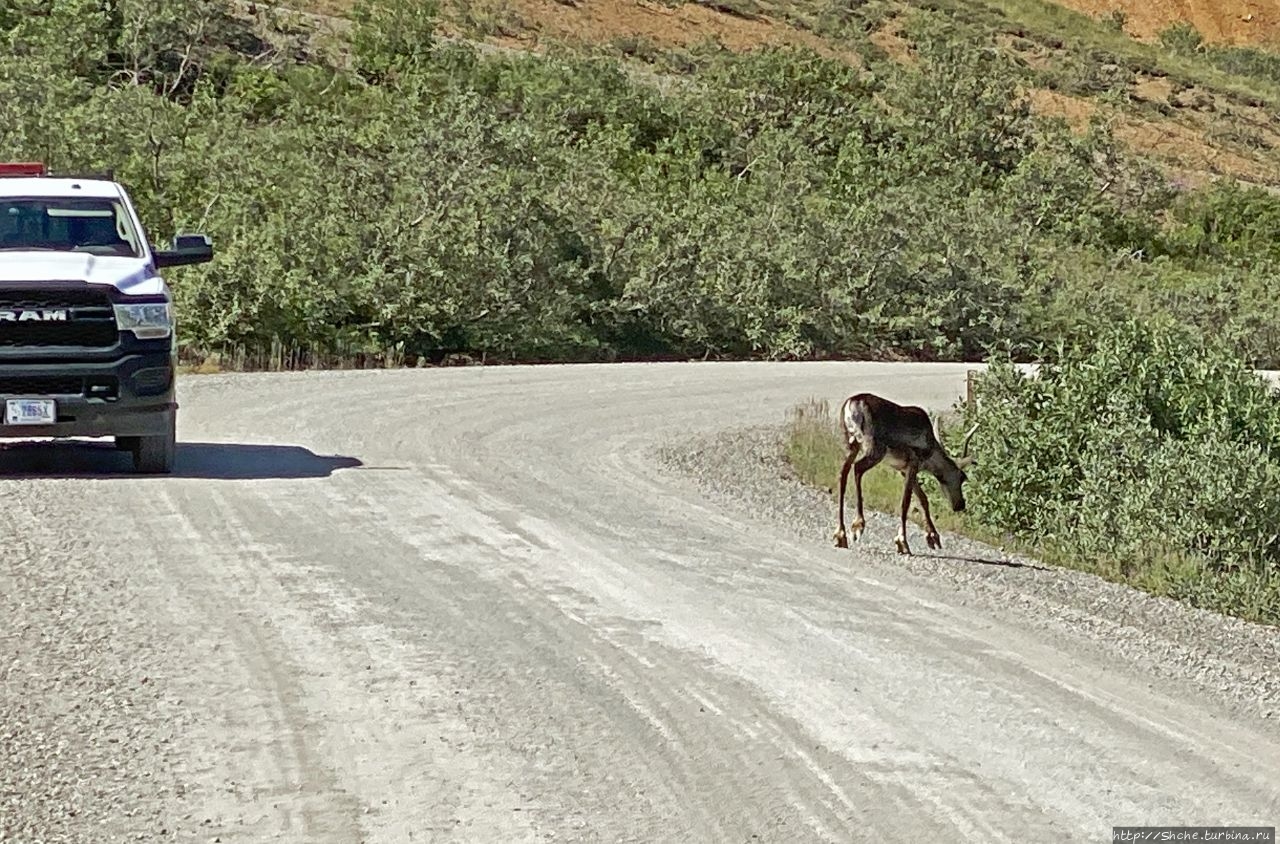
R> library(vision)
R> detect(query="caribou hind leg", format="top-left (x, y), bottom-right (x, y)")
top-left (833, 445), bottom-right (859, 548)
top-left (835, 447), bottom-right (881, 549)
top-left (849, 451), bottom-right (881, 545)
top-left (895, 463), bottom-right (919, 555)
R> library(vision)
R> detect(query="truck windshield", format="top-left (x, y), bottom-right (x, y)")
top-left (0, 198), bottom-right (143, 258)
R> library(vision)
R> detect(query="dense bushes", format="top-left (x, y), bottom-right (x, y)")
top-left (962, 320), bottom-right (1280, 622)
top-left (3, 0), bottom-right (1280, 368)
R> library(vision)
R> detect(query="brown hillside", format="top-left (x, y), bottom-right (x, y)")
top-left (301, 0), bottom-right (1280, 50)
top-left (485, 0), bottom-right (824, 51)
top-left (280, 0), bottom-right (1280, 188)
top-left (1054, 0), bottom-right (1280, 45)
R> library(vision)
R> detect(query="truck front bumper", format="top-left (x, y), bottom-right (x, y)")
top-left (0, 350), bottom-right (175, 439)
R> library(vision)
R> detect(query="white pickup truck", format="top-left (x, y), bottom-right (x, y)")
top-left (0, 162), bottom-right (213, 473)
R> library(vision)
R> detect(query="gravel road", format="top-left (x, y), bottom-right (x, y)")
top-left (2, 361), bottom-right (1278, 843)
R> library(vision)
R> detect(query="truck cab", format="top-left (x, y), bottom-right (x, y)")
top-left (0, 162), bottom-right (213, 473)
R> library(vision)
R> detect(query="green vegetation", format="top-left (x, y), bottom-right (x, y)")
top-left (786, 319), bottom-right (1280, 625)
top-left (965, 320), bottom-right (1280, 624)
top-left (4, 0), bottom-right (1280, 369)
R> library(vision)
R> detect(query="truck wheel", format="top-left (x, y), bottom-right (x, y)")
top-left (133, 414), bottom-right (176, 474)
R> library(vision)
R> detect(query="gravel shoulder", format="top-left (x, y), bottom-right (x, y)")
top-left (0, 467), bottom-right (192, 843)
top-left (653, 424), bottom-right (1280, 725)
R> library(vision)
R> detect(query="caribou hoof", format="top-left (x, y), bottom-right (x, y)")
top-left (850, 520), bottom-right (865, 541)
top-left (895, 536), bottom-right (911, 555)
top-left (926, 532), bottom-right (942, 550)
top-left (833, 528), bottom-right (849, 549)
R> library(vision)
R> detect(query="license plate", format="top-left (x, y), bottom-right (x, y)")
top-left (5, 398), bottom-right (56, 425)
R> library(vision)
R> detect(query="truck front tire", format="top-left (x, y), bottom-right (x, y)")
top-left (133, 413), bottom-right (176, 474)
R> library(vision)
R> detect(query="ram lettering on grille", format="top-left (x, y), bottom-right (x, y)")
top-left (0, 309), bottom-right (69, 322)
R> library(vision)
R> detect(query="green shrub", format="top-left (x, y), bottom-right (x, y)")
top-left (1158, 22), bottom-right (1205, 57)
top-left (1160, 179), bottom-right (1280, 263)
top-left (966, 319), bottom-right (1280, 588)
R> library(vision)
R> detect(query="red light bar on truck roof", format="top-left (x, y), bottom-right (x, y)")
top-left (0, 162), bottom-right (46, 177)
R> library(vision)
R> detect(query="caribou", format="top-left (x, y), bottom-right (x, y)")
top-left (832, 392), bottom-right (978, 556)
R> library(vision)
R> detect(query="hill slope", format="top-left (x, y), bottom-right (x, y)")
top-left (290, 0), bottom-right (1280, 191)
top-left (1056, 0), bottom-right (1280, 45)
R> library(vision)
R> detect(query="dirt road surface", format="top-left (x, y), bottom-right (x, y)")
top-left (2, 361), bottom-right (1278, 842)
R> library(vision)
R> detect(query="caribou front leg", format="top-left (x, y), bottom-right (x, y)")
top-left (895, 464), bottom-right (919, 555)
top-left (912, 478), bottom-right (942, 550)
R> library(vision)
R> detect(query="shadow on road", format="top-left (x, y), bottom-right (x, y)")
top-left (0, 439), bottom-right (364, 480)
top-left (929, 552), bottom-right (1051, 572)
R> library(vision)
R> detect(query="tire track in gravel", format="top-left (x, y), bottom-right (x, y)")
top-left (326, 432), bottom-right (1069, 842)
top-left (142, 478), bottom-right (543, 842)
top-left (258, 465), bottom-right (919, 842)
top-left (151, 484), bottom-right (363, 840)
top-left (0, 475), bottom-right (188, 843)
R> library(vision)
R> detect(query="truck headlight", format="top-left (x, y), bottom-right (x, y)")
top-left (114, 303), bottom-right (173, 340)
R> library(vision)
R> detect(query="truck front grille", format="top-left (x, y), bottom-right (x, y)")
top-left (0, 284), bottom-right (118, 348)
top-left (0, 375), bottom-right (117, 397)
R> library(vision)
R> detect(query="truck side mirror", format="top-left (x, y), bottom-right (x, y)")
top-left (153, 233), bottom-right (213, 268)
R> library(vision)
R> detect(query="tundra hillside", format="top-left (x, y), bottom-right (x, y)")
top-left (5, 0), bottom-right (1280, 368)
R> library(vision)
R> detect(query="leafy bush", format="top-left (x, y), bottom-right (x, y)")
top-left (963, 320), bottom-right (1280, 619)
top-left (1160, 179), bottom-right (1280, 264)
top-left (1158, 22), bottom-right (1205, 57)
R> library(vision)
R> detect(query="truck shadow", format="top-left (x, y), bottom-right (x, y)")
top-left (0, 440), bottom-right (363, 480)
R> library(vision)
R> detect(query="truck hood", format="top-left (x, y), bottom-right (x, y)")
top-left (0, 252), bottom-right (165, 296)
